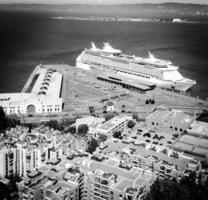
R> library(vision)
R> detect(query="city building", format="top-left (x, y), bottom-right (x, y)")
top-left (99, 140), bottom-right (200, 181)
top-left (187, 120), bottom-right (208, 138)
top-left (146, 108), bottom-right (195, 133)
top-left (173, 134), bottom-right (208, 160)
top-left (96, 115), bottom-right (132, 140)
top-left (0, 65), bottom-right (63, 115)
top-left (18, 155), bottom-right (155, 200)
top-left (75, 116), bottom-right (105, 134)
top-left (106, 101), bottom-right (115, 112)
top-left (0, 126), bottom-right (64, 178)
top-left (0, 147), bottom-right (15, 177)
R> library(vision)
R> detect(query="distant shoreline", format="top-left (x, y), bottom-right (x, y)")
top-left (0, 3), bottom-right (207, 18)
top-left (51, 16), bottom-right (201, 24)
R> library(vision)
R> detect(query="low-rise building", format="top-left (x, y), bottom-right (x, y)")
top-left (187, 120), bottom-right (208, 138)
top-left (173, 134), bottom-right (208, 160)
top-left (100, 140), bottom-right (200, 181)
top-left (96, 115), bottom-right (132, 139)
top-left (146, 108), bottom-right (195, 133)
top-left (75, 116), bottom-right (105, 135)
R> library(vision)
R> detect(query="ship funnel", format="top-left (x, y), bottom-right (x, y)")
top-left (148, 51), bottom-right (156, 60)
top-left (91, 42), bottom-right (97, 51)
top-left (148, 51), bottom-right (172, 65)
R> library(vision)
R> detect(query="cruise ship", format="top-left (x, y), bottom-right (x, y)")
top-left (76, 43), bottom-right (196, 91)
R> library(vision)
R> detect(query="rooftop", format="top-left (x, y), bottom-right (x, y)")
top-left (188, 120), bottom-right (208, 137)
top-left (173, 135), bottom-right (208, 158)
top-left (98, 116), bottom-right (131, 132)
top-left (101, 140), bottom-right (191, 172)
top-left (147, 109), bottom-right (195, 129)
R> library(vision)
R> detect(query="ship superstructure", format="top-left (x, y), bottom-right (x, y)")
top-left (76, 42), bottom-right (196, 91)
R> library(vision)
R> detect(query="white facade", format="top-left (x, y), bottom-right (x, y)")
top-left (0, 142), bottom-right (57, 178)
top-left (0, 148), bottom-right (15, 177)
top-left (0, 65), bottom-right (63, 115)
top-left (97, 115), bottom-right (132, 138)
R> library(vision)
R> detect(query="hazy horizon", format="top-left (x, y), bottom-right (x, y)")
top-left (0, 0), bottom-right (208, 5)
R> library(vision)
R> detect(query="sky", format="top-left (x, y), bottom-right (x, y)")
top-left (1, 0), bottom-right (208, 5)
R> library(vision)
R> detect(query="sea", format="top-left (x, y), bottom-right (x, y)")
top-left (0, 9), bottom-right (208, 98)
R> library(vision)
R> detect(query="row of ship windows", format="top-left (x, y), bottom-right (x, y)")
top-left (83, 54), bottom-right (163, 77)
top-left (84, 58), bottom-right (161, 79)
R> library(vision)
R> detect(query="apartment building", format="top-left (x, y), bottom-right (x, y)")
top-left (0, 133), bottom-right (63, 178)
top-left (0, 147), bottom-right (15, 177)
top-left (100, 140), bottom-right (200, 181)
top-left (18, 170), bottom-right (80, 200)
top-left (18, 156), bottom-right (154, 200)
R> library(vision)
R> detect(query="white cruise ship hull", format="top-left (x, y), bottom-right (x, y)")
top-left (76, 62), bottom-right (195, 91)
top-left (76, 42), bottom-right (196, 92)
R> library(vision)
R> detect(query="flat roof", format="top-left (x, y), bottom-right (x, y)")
top-left (173, 135), bottom-right (208, 158)
top-left (179, 135), bottom-right (208, 149)
top-left (188, 121), bottom-right (208, 136)
top-left (98, 116), bottom-right (131, 132)
top-left (115, 179), bottom-right (133, 192)
top-left (147, 109), bottom-right (194, 128)
top-left (32, 67), bottom-right (62, 99)
top-left (101, 140), bottom-right (190, 171)
top-left (98, 75), bottom-right (151, 91)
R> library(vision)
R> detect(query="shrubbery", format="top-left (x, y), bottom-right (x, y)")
top-left (0, 107), bottom-right (21, 132)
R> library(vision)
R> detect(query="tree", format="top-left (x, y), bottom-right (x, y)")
top-left (67, 126), bottom-right (76, 134)
top-left (145, 172), bottom-right (208, 200)
top-left (127, 120), bottom-right (135, 128)
top-left (45, 120), bottom-right (59, 130)
top-left (87, 137), bottom-right (99, 154)
top-left (89, 106), bottom-right (95, 116)
top-left (113, 131), bottom-right (122, 138)
top-left (105, 114), bottom-right (114, 121)
top-left (121, 104), bottom-right (126, 113)
top-left (132, 112), bottom-right (139, 121)
top-left (6, 114), bottom-right (21, 128)
top-left (0, 106), bottom-right (7, 132)
top-left (0, 174), bottom-right (21, 200)
top-left (150, 99), bottom-right (155, 104)
top-left (77, 124), bottom-right (89, 136)
top-left (103, 105), bottom-right (107, 114)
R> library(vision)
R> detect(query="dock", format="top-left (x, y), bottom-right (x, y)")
top-left (21, 64), bottom-right (41, 93)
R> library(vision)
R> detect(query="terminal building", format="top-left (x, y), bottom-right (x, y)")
top-left (0, 65), bottom-right (63, 115)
